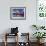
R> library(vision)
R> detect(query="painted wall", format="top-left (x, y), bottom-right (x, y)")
top-left (0, 0), bottom-right (37, 42)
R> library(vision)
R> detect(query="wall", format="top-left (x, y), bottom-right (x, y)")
top-left (0, 0), bottom-right (36, 42)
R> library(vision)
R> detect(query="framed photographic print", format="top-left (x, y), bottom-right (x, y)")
top-left (10, 7), bottom-right (26, 20)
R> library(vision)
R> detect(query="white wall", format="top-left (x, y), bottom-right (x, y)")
top-left (0, 0), bottom-right (37, 42)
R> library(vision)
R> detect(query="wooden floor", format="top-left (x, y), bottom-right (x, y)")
top-left (0, 42), bottom-right (46, 46)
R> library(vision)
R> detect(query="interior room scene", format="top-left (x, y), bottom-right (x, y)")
top-left (0, 0), bottom-right (46, 46)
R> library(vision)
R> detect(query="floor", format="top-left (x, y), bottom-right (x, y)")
top-left (0, 42), bottom-right (46, 46)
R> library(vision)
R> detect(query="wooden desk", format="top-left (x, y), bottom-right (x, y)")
top-left (4, 33), bottom-right (30, 46)
top-left (4, 33), bottom-right (18, 46)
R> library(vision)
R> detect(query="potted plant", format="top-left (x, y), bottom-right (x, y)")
top-left (32, 25), bottom-right (39, 30)
top-left (33, 32), bottom-right (46, 43)
top-left (32, 24), bottom-right (45, 30)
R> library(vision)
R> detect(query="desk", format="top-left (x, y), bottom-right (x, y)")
top-left (4, 33), bottom-right (18, 46)
top-left (4, 33), bottom-right (30, 46)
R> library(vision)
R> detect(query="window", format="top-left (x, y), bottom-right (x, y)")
top-left (37, 0), bottom-right (46, 18)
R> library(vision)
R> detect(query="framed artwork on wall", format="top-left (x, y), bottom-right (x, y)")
top-left (10, 7), bottom-right (26, 20)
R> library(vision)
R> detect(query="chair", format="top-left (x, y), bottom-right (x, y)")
top-left (4, 27), bottom-right (19, 46)
top-left (18, 33), bottom-right (30, 46)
